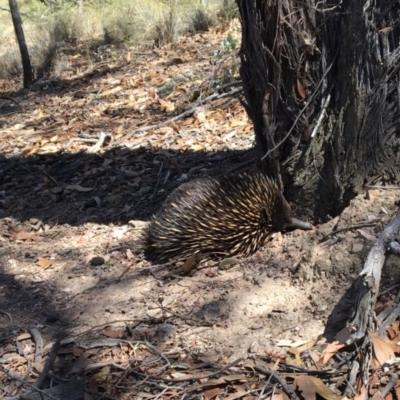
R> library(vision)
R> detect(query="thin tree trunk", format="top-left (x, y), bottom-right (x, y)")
top-left (236, 0), bottom-right (400, 220)
top-left (9, 0), bottom-right (33, 88)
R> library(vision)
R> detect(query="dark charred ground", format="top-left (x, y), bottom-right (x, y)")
top-left (1, 28), bottom-right (400, 398)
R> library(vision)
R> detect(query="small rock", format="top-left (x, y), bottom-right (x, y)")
top-left (90, 256), bottom-right (105, 266)
top-left (352, 243), bottom-right (364, 253)
top-left (154, 324), bottom-right (175, 341)
top-left (249, 341), bottom-right (259, 353)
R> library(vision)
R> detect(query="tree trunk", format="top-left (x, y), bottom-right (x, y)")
top-left (235, 0), bottom-right (400, 221)
top-left (9, 0), bottom-right (33, 88)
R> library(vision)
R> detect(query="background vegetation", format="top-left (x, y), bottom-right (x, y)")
top-left (0, 0), bottom-right (237, 80)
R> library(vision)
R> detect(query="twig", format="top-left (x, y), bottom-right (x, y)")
top-left (33, 340), bottom-right (61, 389)
top-left (138, 341), bottom-right (171, 371)
top-left (261, 56), bottom-right (336, 161)
top-left (29, 327), bottom-right (43, 364)
top-left (348, 212), bottom-right (400, 342)
top-left (137, 357), bottom-right (244, 383)
top-left (123, 87), bottom-right (243, 140)
top-left (42, 169), bottom-right (58, 186)
top-left (377, 302), bottom-right (400, 336)
top-left (87, 131), bottom-right (112, 153)
top-left (158, 303), bottom-right (217, 327)
top-left (310, 94), bottom-right (331, 138)
top-left (152, 163), bottom-right (164, 197)
top-left (0, 310), bottom-right (13, 327)
top-left (0, 365), bottom-right (59, 400)
top-left (254, 365), bottom-right (300, 400)
top-left (0, 95), bottom-right (24, 111)
top-left (365, 185), bottom-right (400, 190)
top-left (65, 137), bottom-right (98, 149)
top-left (320, 222), bottom-right (377, 242)
top-left (380, 373), bottom-right (399, 398)
top-left (0, 6), bottom-right (30, 16)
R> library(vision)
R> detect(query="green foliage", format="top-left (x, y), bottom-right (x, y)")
top-left (213, 32), bottom-right (237, 59)
top-left (222, 32), bottom-right (237, 50)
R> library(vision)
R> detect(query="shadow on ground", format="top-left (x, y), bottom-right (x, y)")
top-left (0, 146), bottom-right (255, 225)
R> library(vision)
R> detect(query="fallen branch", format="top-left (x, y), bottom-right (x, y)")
top-left (123, 87), bottom-right (243, 140)
top-left (33, 340), bottom-right (61, 389)
top-left (254, 365), bottom-right (300, 400)
top-left (347, 211), bottom-right (400, 342)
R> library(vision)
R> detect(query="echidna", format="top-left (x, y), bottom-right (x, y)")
top-left (143, 173), bottom-right (312, 263)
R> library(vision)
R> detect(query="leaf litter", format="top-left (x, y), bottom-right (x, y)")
top-left (1, 24), bottom-right (400, 400)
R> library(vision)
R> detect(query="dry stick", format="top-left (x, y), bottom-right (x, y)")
top-left (137, 357), bottom-right (244, 383)
top-left (29, 327), bottom-right (43, 364)
top-left (365, 185), bottom-right (400, 190)
top-left (0, 310), bottom-right (13, 327)
top-left (253, 365), bottom-right (300, 400)
top-left (348, 211), bottom-right (400, 342)
top-left (158, 302), bottom-right (216, 327)
top-left (377, 287), bottom-right (400, 335)
top-left (310, 94), bottom-right (331, 138)
top-left (0, 366), bottom-right (59, 400)
top-left (123, 87), bottom-right (243, 140)
top-left (377, 302), bottom-right (400, 336)
top-left (380, 373), bottom-right (399, 398)
top-left (18, 162), bottom-right (58, 186)
top-left (87, 131), bottom-right (112, 153)
top-left (0, 95), bottom-right (24, 110)
top-left (261, 55), bottom-right (336, 161)
top-left (320, 222), bottom-right (377, 242)
top-left (33, 340), bottom-right (61, 389)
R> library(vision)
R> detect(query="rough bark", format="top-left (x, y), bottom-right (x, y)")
top-left (9, 0), bottom-right (33, 88)
top-left (236, 0), bottom-right (400, 220)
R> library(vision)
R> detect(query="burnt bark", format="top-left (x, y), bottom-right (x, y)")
top-left (9, 0), bottom-right (33, 88)
top-left (235, 0), bottom-right (400, 220)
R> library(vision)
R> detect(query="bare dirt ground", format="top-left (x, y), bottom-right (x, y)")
top-left (1, 23), bottom-right (400, 399)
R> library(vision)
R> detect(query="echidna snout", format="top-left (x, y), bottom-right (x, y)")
top-left (143, 173), bottom-right (312, 263)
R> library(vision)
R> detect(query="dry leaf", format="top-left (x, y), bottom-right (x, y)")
top-left (67, 353), bottom-right (87, 374)
top-left (126, 249), bottom-right (135, 260)
top-left (159, 98), bottom-right (175, 112)
top-left (63, 310), bottom-right (83, 322)
top-left (170, 120), bottom-right (180, 133)
top-left (65, 184), bottom-right (94, 192)
top-left (102, 329), bottom-right (123, 339)
top-left (204, 387), bottom-right (224, 400)
top-left (265, 390), bottom-right (289, 400)
top-left (394, 382), bottom-right (400, 400)
top-left (182, 254), bottom-right (196, 274)
top-left (13, 231), bottom-right (43, 242)
top-left (379, 27), bottom-right (393, 35)
top-left (32, 362), bottom-right (44, 373)
top-left (225, 386), bottom-right (253, 400)
top-left (36, 258), bottom-right (52, 270)
top-left (17, 333), bottom-right (31, 341)
top-left (366, 189), bottom-right (379, 202)
top-left (370, 331), bottom-right (395, 365)
top-left (287, 347), bottom-right (303, 366)
top-left (193, 108), bottom-right (206, 123)
top-left (320, 341), bottom-right (345, 364)
top-left (295, 375), bottom-right (316, 400)
top-left (357, 229), bottom-right (376, 241)
top-left (100, 86), bottom-right (123, 97)
top-left (191, 144), bottom-right (203, 151)
top-left (128, 220), bottom-right (148, 228)
top-left (297, 78), bottom-right (307, 99)
top-left (309, 376), bottom-right (342, 400)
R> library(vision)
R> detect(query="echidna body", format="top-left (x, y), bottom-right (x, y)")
top-left (144, 173), bottom-right (312, 263)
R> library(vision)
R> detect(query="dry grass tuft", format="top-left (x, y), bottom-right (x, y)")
top-left (0, 0), bottom-right (237, 81)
